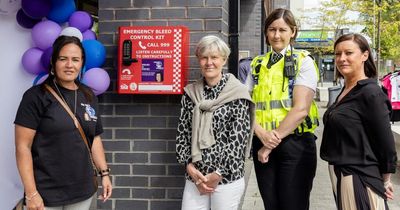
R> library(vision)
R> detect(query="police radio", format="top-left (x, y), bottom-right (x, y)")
top-left (284, 48), bottom-right (296, 78)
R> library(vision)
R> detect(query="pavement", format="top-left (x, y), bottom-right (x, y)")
top-left (240, 101), bottom-right (400, 210)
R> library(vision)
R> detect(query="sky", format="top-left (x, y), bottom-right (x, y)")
top-left (304, 0), bottom-right (321, 8)
top-left (301, 0), bottom-right (363, 33)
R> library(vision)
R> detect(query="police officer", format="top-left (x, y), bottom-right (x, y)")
top-left (246, 8), bottom-right (319, 210)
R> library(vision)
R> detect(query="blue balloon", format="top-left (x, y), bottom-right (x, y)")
top-left (33, 73), bottom-right (49, 85)
top-left (82, 40), bottom-right (106, 69)
top-left (47, 0), bottom-right (76, 24)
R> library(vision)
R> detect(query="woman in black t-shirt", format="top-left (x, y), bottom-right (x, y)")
top-left (320, 33), bottom-right (397, 210)
top-left (15, 36), bottom-right (112, 210)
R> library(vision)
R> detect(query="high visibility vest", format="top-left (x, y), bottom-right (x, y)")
top-left (251, 49), bottom-right (319, 134)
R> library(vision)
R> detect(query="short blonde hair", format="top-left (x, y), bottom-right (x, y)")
top-left (195, 35), bottom-right (231, 59)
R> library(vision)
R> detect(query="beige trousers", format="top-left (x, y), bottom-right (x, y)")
top-left (328, 165), bottom-right (386, 210)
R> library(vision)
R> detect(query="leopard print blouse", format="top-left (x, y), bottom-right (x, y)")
top-left (176, 73), bottom-right (252, 184)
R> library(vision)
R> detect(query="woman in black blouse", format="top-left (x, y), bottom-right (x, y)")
top-left (176, 35), bottom-right (254, 210)
top-left (320, 33), bottom-right (397, 209)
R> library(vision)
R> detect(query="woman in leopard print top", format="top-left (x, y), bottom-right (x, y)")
top-left (176, 35), bottom-right (254, 210)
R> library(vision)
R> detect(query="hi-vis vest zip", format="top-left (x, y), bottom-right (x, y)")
top-left (251, 49), bottom-right (319, 134)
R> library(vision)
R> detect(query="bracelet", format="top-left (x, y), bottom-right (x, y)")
top-left (25, 191), bottom-right (38, 201)
top-left (98, 167), bottom-right (111, 176)
top-left (101, 173), bottom-right (110, 177)
top-left (214, 169), bottom-right (222, 177)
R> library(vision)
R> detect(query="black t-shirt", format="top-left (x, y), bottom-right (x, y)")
top-left (320, 78), bottom-right (397, 195)
top-left (15, 82), bottom-right (103, 206)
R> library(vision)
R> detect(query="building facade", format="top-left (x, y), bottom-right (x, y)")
top-left (239, 0), bottom-right (262, 58)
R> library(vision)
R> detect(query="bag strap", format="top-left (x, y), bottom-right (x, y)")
top-left (44, 84), bottom-right (98, 175)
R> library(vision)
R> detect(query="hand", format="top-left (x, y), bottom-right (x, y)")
top-left (186, 163), bottom-right (214, 195)
top-left (256, 127), bottom-right (281, 149)
top-left (186, 163), bottom-right (208, 185)
top-left (384, 181), bottom-right (394, 200)
top-left (196, 181), bottom-right (216, 195)
top-left (98, 176), bottom-right (112, 202)
top-left (197, 172), bottom-right (222, 195)
top-left (204, 172), bottom-right (223, 190)
top-left (26, 193), bottom-right (44, 210)
top-left (257, 146), bottom-right (271, 163)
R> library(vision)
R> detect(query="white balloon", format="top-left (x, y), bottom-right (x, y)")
top-left (60, 27), bottom-right (83, 41)
top-left (0, 0), bottom-right (21, 16)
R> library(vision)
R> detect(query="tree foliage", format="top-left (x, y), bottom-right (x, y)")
top-left (299, 0), bottom-right (361, 54)
top-left (302, 0), bottom-right (400, 61)
top-left (359, 0), bottom-right (400, 60)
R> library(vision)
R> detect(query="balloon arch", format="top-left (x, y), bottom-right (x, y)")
top-left (15, 0), bottom-right (110, 95)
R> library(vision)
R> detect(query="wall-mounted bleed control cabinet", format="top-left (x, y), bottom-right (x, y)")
top-left (118, 26), bottom-right (189, 94)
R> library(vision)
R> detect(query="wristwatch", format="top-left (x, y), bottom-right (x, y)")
top-left (214, 169), bottom-right (222, 177)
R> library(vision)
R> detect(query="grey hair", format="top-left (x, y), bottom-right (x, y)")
top-left (195, 35), bottom-right (231, 59)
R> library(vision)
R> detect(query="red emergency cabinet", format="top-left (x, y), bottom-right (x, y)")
top-left (117, 26), bottom-right (189, 94)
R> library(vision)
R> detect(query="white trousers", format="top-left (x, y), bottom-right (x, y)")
top-left (25, 194), bottom-right (94, 210)
top-left (181, 178), bottom-right (245, 210)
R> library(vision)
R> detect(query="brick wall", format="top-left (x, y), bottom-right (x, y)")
top-left (97, 0), bottom-right (229, 209)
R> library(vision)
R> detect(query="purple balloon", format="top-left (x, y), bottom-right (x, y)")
top-left (69, 11), bottom-right (93, 32)
top-left (22, 48), bottom-right (47, 75)
top-left (21, 0), bottom-right (51, 19)
top-left (82, 29), bottom-right (96, 40)
top-left (32, 20), bottom-right (61, 50)
top-left (41, 47), bottom-right (53, 70)
top-left (16, 9), bottom-right (42, 29)
top-left (82, 68), bottom-right (110, 95)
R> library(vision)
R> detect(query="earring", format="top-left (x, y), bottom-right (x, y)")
top-left (50, 69), bottom-right (54, 75)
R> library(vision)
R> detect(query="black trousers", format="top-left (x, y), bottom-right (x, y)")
top-left (252, 133), bottom-right (317, 210)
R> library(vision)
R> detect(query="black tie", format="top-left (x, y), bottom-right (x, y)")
top-left (270, 53), bottom-right (282, 66)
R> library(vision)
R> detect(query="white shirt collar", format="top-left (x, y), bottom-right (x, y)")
top-left (272, 45), bottom-right (291, 56)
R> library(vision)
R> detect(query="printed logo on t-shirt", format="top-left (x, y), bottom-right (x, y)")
top-left (81, 103), bottom-right (98, 122)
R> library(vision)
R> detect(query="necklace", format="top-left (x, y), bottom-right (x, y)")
top-left (53, 79), bottom-right (77, 115)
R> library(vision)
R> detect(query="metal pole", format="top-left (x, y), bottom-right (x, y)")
top-left (377, 9), bottom-right (381, 76)
top-left (261, 0), bottom-right (266, 54)
top-left (376, 0), bottom-right (381, 77)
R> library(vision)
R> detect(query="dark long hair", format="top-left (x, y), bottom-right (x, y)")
top-left (264, 8), bottom-right (298, 45)
top-left (334, 33), bottom-right (377, 79)
top-left (42, 35), bottom-right (93, 100)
